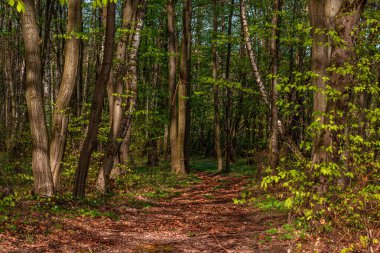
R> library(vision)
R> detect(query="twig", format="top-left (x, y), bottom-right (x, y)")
top-left (211, 232), bottom-right (231, 253)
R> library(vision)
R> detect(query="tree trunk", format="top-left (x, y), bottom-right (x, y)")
top-left (269, 0), bottom-right (282, 170)
top-left (183, 0), bottom-right (192, 172)
top-left (240, 0), bottom-right (304, 160)
top-left (3, 41), bottom-right (17, 153)
top-left (73, 2), bottom-right (116, 198)
top-left (212, 0), bottom-right (223, 173)
top-left (175, 0), bottom-right (192, 174)
top-left (310, 0), bottom-right (367, 192)
top-left (96, 1), bottom-right (146, 193)
top-left (107, 0), bottom-right (138, 175)
top-left (309, 0), bottom-right (330, 165)
top-left (49, 0), bottom-right (81, 190)
top-left (21, 0), bottom-right (54, 196)
top-left (225, 0), bottom-right (234, 172)
top-left (119, 124), bottom-right (132, 165)
top-left (167, 0), bottom-right (180, 173)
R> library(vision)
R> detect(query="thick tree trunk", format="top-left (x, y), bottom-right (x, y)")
top-left (309, 1), bottom-right (332, 193)
top-left (21, 0), bottom-right (54, 196)
top-left (96, 1), bottom-right (146, 193)
top-left (212, 0), bottom-right (223, 173)
top-left (167, 0), bottom-right (180, 173)
top-left (49, 0), bottom-right (81, 190)
top-left (309, 0), bottom-right (367, 192)
top-left (175, 0), bottom-right (192, 174)
top-left (73, 2), bottom-right (116, 197)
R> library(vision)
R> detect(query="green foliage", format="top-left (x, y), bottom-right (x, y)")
top-left (91, 0), bottom-right (118, 9)
top-left (258, 223), bottom-right (307, 245)
top-left (261, 12), bottom-right (380, 232)
top-left (0, 195), bottom-right (16, 211)
top-left (8, 0), bottom-right (25, 13)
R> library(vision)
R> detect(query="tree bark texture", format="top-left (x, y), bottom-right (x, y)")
top-left (212, 0), bottom-right (223, 173)
top-left (107, 0), bottom-right (138, 175)
top-left (73, 2), bottom-right (116, 197)
top-left (310, 0), bottom-right (367, 192)
top-left (270, 0), bottom-right (282, 170)
top-left (225, 0), bottom-right (234, 172)
top-left (49, 0), bottom-right (82, 190)
top-left (96, 0), bottom-right (146, 193)
top-left (167, 0), bottom-right (179, 173)
top-left (21, 0), bottom-right (54, 196)
top-left (175, 0), bottom-right (192, 174)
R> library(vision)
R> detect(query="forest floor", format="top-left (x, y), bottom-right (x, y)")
top-left (0, 158), bottom-right (377, 252)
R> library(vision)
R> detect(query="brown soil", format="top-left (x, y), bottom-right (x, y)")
top-left (0, 173), bottom-right (375, 252)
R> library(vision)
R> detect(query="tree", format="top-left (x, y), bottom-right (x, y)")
top-left (224, 0), bottom-right (234, 172)
top-left (169, 0), bottom-right (192, 174)
top-left (167, 0), bottom-right (179, 173)
top-left (73, 1), bottom-right (116, 197)
top-left (309, 0), bottom-right (367, 192)
top-left (269, 0), bottom-right (282, 170)
top-left (105, 0), bottom-right (138, 175)
top-left (240, 0), bottom-right (304, 160)
top-left (212, 0), bottom-right (223, 173)
top-left (49, 0), bottom-right (82, 189)
top-left (96, 0), bottom-right (147, 193)
top-left (178, 0), bottom-right (192, 174)
top-left (21, 0), bottom-right (54, 196)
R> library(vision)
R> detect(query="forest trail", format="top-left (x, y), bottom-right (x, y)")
top-left (1, 173), bottom-right (292, 253)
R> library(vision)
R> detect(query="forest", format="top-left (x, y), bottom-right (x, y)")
top-left (0, 0), bottom-right (379, 251)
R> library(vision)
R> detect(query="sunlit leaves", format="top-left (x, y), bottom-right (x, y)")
top-left (8, 0), bottom-right (25, 13)
top-left (58, 0), bottom-right (68, 6)
top-left (91, 0), bottom-right (117, 9)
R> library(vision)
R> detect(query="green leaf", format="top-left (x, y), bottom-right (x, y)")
top-left (16, 1), bottom-right (25, 12)
top-left (8, 0), bottom-right (15, 7)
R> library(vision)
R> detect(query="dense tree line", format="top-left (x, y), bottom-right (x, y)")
top-left (1, 0), bottom-right (379, 229)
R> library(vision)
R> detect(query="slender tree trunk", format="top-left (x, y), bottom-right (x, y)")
top-left (269, 0), bottom-right (282, 170)
top-left (3, 41), bottom-right (17, 153)
top-left (240, 0), bottom-right (304, 160)
top-left (73, 2), bottom-right (116, 197)
top-left (21, 0), bottom-right (54, 196)
top-left (49, 0), bottom-right (82, 190)
top-left (107, 0), bottom-right (138, 175)
top-left (225, 0), bottom-right (234, 172)
top-left (41, 0), bottom-right (53, 79)
top-left (96, 1), bottom-right (146, 193)
top-left (212, 0), bottom-right (223, 172)
top-left (183, 0), bottom-right (192, 171)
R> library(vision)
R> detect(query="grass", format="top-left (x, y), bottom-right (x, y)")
top-left (189, 157), bottom-right (257, 176)
top-left (253, 195), bottom-right (289, 212)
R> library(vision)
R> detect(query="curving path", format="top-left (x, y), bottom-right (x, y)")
top-left (1, 173), bottom-right (290, 252)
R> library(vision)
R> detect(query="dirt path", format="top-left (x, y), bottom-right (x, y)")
top-left (1, 173), bottom-right (290, 253)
